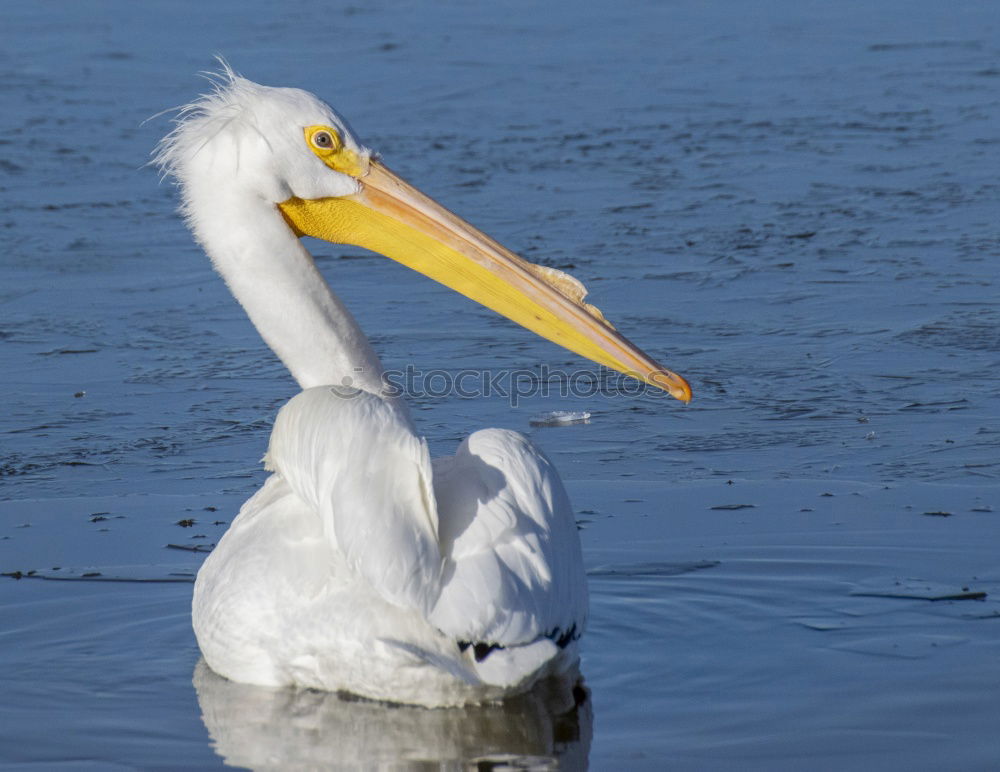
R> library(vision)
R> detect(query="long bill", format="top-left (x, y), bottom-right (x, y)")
top-left (277, 160), bottom-right (691, 402)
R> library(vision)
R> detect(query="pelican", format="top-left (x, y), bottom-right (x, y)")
top-left (155, 67), bottom-right (690, 707)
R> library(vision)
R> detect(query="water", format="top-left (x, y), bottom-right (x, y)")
top-left (2, 0), bottom-right (998, 768)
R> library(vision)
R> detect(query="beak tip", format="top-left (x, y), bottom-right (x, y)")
top-left (649, 369), bottom-right (692, 404)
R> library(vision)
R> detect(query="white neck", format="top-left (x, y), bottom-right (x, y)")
top-left (187, 190), bottom-right (388, 395)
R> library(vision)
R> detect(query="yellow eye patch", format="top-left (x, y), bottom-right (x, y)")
top-left (304, 125), bottom-right (365, 177)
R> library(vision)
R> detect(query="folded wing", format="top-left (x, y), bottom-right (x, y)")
top-left (265, 386), bottom-right (587, 688)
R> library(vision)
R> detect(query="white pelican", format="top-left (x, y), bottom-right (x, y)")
top-left (155, 67), bottom-right (690, 707)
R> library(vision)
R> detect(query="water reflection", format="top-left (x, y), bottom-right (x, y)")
top-left (193, 660), bottom-right (592, 769)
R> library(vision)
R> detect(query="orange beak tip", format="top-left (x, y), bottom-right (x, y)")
top-left (649, 370), bottom-right (692, 404)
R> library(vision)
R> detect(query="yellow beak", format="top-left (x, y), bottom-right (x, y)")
top-left (277, 160), bottom-right (691, 403)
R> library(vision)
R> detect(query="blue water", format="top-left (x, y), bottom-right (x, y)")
top-left (2, 1), bottom-right (999, 768)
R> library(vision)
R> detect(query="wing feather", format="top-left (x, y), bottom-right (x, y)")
top-left (264, 387), bottom-right (587, 689)
top-left (429, 429), bottom-right (587, 649)
top-left (264, 386), bottom-right (442, 615)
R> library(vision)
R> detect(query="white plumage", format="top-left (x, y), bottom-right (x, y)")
top-left (156, 66), bottom-right (686, 707)
top-left (195, 387), bottom-right (585, 705)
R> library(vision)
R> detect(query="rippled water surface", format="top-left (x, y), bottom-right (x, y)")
top-left (2, 1), bottom-right (998, 769)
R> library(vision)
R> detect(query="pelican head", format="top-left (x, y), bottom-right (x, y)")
top-left (155, 67), bottom-right (691, 402)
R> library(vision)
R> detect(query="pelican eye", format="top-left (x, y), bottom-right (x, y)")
top-left (303, 125), bottom-right (364, 176)
top-left (312, 130), bottom-right (335, 149)
top-left (308, 127), bottom-right (342, 154)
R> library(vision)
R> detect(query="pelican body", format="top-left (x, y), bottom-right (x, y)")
top-left (156, 68), bottom-right (689, 707)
